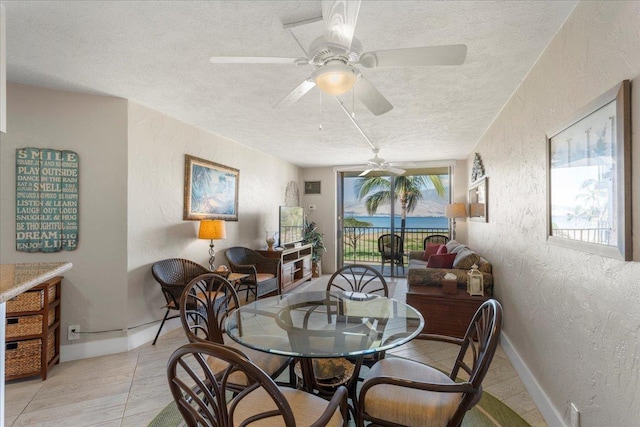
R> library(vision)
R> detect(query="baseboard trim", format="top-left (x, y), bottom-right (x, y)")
top-left (60, 318), bottom-right (182, 362)
top-left (61, 336), bottom-right (128, 362)
top-left (500, 332), bottom-right (566, 427)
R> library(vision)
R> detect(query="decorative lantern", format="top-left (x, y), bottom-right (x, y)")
top-left (467, 264), bottom-right (484, 296)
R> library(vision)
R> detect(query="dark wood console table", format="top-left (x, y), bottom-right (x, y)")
top-left (406, 286), bottom-right (490, 338)
top-left (257, 244), bottom-right (312, 294)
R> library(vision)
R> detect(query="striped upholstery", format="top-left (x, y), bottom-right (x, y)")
top-left (206, 336), bottom-right (291, 387)
top-left (233, 387), bottom-right (344, 427)
top-left (363, 358), bottom-right (462, 426)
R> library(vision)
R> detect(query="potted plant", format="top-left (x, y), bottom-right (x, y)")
top-left (304, 221), bottom-right (325, 277)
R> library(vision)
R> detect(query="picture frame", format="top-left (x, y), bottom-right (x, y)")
top-left (183, 154), bottom-right (239, 221)
top-left (468, 177), bottom-right (488, 222)
top-left (546, 80), bottom-right (631, 260)
top-left (305, 181), bottom-right (321, 194)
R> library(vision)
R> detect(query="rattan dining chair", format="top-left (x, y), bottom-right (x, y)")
top-left (357, 299), bottom-right (503, 427)
top-left (150, 258), bottom-right (209, 345)
top-left (179, 273), bottom-right (293, 391)
top-left (327, 264), bottom-right (389, 368)
top-left (167, 342), bottom-right (348, 427)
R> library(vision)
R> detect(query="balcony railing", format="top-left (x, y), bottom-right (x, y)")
top-left (552, 227), bottom-right (611, 245)
top-left (342, 227), bottom-right (450, 264)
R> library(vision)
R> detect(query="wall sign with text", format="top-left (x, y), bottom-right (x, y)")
top-left (16, 148), bottom-right (79, 252)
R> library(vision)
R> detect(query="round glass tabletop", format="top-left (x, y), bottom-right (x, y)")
top-left (225, 290), bottom-right (424, 358)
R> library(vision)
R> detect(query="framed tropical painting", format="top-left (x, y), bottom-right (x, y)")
top-left (183, 154), bottom-right (239, 221)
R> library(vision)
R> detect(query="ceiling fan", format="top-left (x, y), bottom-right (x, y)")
top-left (357, 148), bottom-right (406, 177)
top-left (209, 0), bottom-right (467, 116)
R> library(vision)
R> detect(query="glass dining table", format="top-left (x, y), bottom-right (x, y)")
top-left (225, 290), bottom-right (424, 402)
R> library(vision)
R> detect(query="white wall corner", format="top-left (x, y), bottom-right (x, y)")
top-left (500, 332), bottom-right (567, 427)
top-left (127, 318), bottom-right (182, 351)
top-left (1, 4), bottom-right (7, 133)
top-left (60, 336), bottom-right (129, 363)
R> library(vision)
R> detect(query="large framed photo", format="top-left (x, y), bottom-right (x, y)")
top-left (183, 155), bottom-right (239, 221)
top-left (546, 80), bottom-right (631, 260)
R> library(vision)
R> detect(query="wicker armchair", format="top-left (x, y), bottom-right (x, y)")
top-left (378, 234), bottom-right (405, 274)
top-left (150, 258), bottom-right (209, 345)
top-left (423, 234), bottom-right (450, 248)
top-left (224, 247), bottom-right (280, 301)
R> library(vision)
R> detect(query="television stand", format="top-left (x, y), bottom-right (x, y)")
top-left (257, 244), bottom-right (312, 294)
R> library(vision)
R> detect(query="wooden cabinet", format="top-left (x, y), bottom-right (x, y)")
top-left (406, 285), bottom-right (489, 339)
top-left (257, 244), bottom-right (313, 294)
top-left (5, 276), bottom-right (62, 380)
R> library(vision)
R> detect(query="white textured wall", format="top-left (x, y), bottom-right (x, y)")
top-left (468, 2), bottom-right (640, 426)
top-left (127, 102), bottom-right (301, 342)
top-left (0, 84), bottom-right (129, 358)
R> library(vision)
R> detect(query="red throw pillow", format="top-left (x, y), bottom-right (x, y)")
top-left (422, 243), bottom-right (444, 261)
top-left (437, 244), bottom-right (448, 254)
top-left (426, 253), bottom-right (457, 268)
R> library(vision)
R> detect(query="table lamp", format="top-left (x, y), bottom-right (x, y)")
top-left (198, 219), bottom-right (227, 271)
top-left (445, 203), bottom-right (467, 240)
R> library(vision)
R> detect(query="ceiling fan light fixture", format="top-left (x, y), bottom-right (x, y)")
top-left (312, 61), bottom-right (359, 95)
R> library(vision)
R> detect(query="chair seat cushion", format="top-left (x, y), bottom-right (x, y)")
top-left (363, 358), bottom-right (462, 427)
top-left (256, 273), bottom-right (275, 283)
top-left (233, 386), bottom-right (343, 427)
top-left (205, 336), bottom-right (290, 387)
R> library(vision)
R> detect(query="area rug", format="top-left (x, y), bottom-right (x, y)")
top-left (149, 375), bottom-right (530, 427)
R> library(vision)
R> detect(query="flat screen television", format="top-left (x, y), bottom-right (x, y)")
top-left (279, 206), bottom-right (305, 247)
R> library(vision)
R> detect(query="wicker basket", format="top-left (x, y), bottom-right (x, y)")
top-left (47, 308), bottom-right (56, 327)
top-left (6, 282), bottom-right (57, 314)
top-left (6, 315), bottom-right (43, 339)
top-left (5, 339), bottom-right (42, 377)
top-left (47, 329), bottom-right (56, 363)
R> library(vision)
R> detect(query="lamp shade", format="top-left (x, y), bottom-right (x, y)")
top-left (198, 220), bottom-right (227, 240)
top-left (445, 203), bottom-right (467, 219)
top-left (312, 61), bottom-right (359, 96)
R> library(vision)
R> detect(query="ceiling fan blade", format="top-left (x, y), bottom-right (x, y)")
top-left (387, 167), bottom-right (406, 175)
top-left (358, 169), bottom-right (373, 177)
top-left (209, 56), bottom-right (301, 64)
top-left (321, 0), bottom-right (361, 49)
top-left (359, 44), bottom-right (467, 68)
top-left (354, 76), bottom-right (394, 116)
top-left (274, 79), bottom-right (316, 108)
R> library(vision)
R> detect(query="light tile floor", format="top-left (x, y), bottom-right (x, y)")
top-left (4, 276), bottom-right (547, 426)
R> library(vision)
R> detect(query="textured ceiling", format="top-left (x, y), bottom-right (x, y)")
top-left (3, 1), bottom-right (577, 168)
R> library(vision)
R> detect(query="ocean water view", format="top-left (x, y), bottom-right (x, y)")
top-left (348, 215), bottom-right (448, 229)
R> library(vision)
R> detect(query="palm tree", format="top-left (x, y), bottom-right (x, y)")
top-left (356, 175), bottom-right (446, 245)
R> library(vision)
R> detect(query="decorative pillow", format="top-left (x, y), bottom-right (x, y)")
top-left (450, 244), bottom-right (468, 254)
top-left (445, 240), bottom-right (460, 252)
top-left (426, 253), bottom-right (457, 268)
top-left (453, 248), bottom-right (481, 270)
top-left (422, 243), bottom-right (446, 261)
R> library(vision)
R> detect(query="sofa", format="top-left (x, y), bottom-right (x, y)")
top-left (407, 239), bottom-right (493, 294)
top-left (406, 240), bottom-right (494, 338)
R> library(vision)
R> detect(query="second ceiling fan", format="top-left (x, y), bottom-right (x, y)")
top-left (210, 0), bottom-right (467, 116)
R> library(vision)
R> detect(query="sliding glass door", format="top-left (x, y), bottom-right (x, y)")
top-left (337, 167), bottom-right (451, 278)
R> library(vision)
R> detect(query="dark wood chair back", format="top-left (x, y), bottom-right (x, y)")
top-left (327, 264), bottom-right (389, 297)
top-left (423, 234), bottom-right (450, 248)
top-left (179, 273), bottom-right (240, 345)
top-left (167, 342), bottom-right (348, 427)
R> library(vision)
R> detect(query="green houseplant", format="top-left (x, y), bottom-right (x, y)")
top-left (304, 221), bottom-right (325, 277)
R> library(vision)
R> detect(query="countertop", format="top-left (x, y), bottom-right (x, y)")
top-left (0, 262), bottom-right (73, 303)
